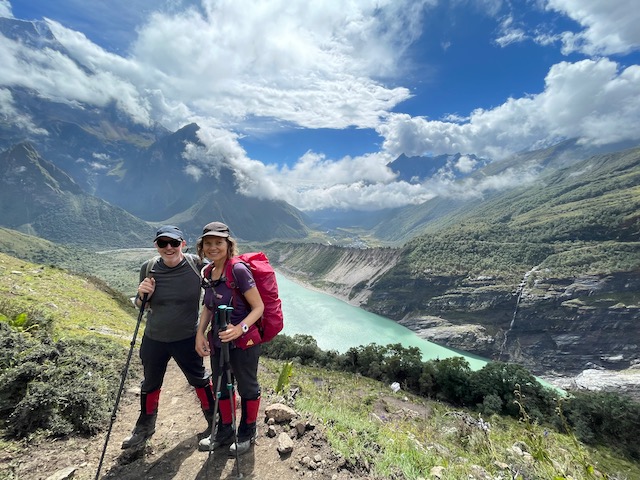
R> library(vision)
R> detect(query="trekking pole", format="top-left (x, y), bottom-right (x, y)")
top-left (209, 306), bottom-right (242, 478)
top-left (207, 307), bottom-right (226, 462)
top-left (220, 306), bottom-right (242, 478)
top-left (94, 271), bottom-right (153, 480)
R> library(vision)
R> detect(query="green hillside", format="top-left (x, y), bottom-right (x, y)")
top-left (0, 143), bottom-right (155, 249)
top-left (372, 146), bottom-right (640, 301)
top-left (374, 144), bottom-right (640, 248)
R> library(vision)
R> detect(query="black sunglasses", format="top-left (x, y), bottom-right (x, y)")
top-left (156, 238), bottom-right (182, 248)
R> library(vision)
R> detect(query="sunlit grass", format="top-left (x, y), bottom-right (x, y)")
top-left (0, 253), bottom-right (136, 345)
top-left (259, 358), bottom-right (640, 480)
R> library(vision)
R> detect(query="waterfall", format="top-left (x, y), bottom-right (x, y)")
top-left (499, 266), bottom-right (539, 359)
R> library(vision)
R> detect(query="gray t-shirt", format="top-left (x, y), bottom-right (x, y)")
top-left (138, 254), bottom-right (203, 342)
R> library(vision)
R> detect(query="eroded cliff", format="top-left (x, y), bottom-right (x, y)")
top-left (269, 242), bottom-right (640, 377)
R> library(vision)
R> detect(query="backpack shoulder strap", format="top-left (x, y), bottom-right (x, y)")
top-left (146, 254), bottom-right (201, 278)
top-left (224, 257), bottom-right (247, 290)
top-left (201, 262), bottom-right (214, 279)
top-left (145, 256), bottom-right (160, 278)
top-left (183, 253), bottom-right (201, 278)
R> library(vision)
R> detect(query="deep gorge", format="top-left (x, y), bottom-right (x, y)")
top-left (268, 242), bottom-right (640, 378)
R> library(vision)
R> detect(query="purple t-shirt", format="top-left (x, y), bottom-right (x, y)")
top-left (203, 262), bottom-right (256, 348)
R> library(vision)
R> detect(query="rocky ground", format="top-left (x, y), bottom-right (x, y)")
top-left (1, 360), bottom-right (372, 480)
top-left (541, 365), bottom-right (640, 401)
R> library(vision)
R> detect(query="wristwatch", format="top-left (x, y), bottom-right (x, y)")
top-left (240, 322), bottom-right (249, 333)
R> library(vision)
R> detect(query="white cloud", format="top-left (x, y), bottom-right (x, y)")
top-left (38, 0), bottom-right (428, 132)
top-left (0, 0), bottom-right (11, 18)
top-left (455, 155), bottom-right (477, 173)
top-left (88, 162), bottom-right (108, 171)
top-left (2, 1), bottom-right (430, 133)
top-left (189, 126), bottom-right (408, 211)
top-left (544, 0), bottom-right (640, 55)
top-left (275, 177), bottom-right (437, 211)
top-left (126, 0), bottom-right (423, 130)
top-left (0, 27), bottom-right (153, 126)
top-left (495, 15), bottom-right (528, 47)
top-left (495, 28), bottom-right (527, 47)
top-left (421, 165), bottom-right (540, 201)
top-left (0, 87), bottom-right (48, 136)
top-left (378, 58), bottom-right (640, 160)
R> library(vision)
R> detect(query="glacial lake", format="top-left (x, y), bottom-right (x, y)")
top-left (276, 272), bottom-right (489, 371)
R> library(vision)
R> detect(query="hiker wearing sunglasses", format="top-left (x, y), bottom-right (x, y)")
top-left (195, 221), bottom-right (265, 456)
top-left (122, 225), bottom-right (215, 449)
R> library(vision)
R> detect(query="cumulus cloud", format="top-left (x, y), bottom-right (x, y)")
top-left (544, 0), bottom-right (640, 55)
top-left (421, 164), bottom-right (540, 201)
top-left (0, 26), bottom-right (153, 126)
top-left (455, 155), bottom-right (477, 174)
top-left (378, 58), bottom-right (640, 160)
top-left (0, 0), bottom-right (11, 18)
top-left (39, 0), bottom-right (424, 132)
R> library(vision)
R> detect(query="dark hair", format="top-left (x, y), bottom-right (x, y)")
top-left (196, 235), bottom-right (239, 261)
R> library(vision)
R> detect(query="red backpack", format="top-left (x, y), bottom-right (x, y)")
top-left (224, 252), bottom-right (283, 343)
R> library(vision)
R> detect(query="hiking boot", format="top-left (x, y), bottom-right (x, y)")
top-left (200, 409), bottom-right (215, 439)
top-left (121, 413), bottom-right (156, 449)
top-left (230, 412), bottom-right (257, 456)
top-left (229, 433), bottom-right (256, 456)
top-left (198, 423), bottom-right (234, 452)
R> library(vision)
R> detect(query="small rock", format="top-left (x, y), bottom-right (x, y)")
top-left (430, 466), bottom-right (445, 479)
top-left (295, 421), bottom-right (306, 437)
top-left (277, 432), bottom-right (294, 454)
top-left (45, 466), bottom-right (76, 480)
top-left (265, 403), bottom-right (298, 423)
top-left (510, 445), bottom-right (524, 456)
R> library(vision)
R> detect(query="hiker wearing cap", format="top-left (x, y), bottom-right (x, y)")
top-left (195, 222), bottom-right (265, 456)
top-left (122, 225), bottom-right (215, 449)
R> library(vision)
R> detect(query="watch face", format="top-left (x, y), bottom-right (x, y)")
top-left (241, 323), bottom-right (249, 333)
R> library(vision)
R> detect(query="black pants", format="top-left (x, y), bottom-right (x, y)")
top-left (140, 334), bottom-right (210, 393)
top-left (210, 344), bottom-right (261, 400)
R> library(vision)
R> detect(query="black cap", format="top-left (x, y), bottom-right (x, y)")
top-left (201, 222), bottom-right (230, 238)
top-left (154, 225), bottom-right (184, 241)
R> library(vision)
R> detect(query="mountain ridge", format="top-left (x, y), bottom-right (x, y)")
top-left (0, 142), bottom-right (153, 247)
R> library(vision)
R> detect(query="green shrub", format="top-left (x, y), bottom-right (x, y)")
top-left (560, 390), bottom-right (640, 460)
top-left (0, 322), bottom-right (128, 438)
top-left (0, 299), bottom-right (55, 338)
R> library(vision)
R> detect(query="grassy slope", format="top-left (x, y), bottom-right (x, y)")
top-left (407, 146), bottom-right (640, 265)
top-left (0, 252), bottom-right (136, 343)
top-left (1, 245), bottom-right (639, 479)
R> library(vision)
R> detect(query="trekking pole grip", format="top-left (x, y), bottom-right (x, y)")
top-left (217, 305), bottom-right (228, 330)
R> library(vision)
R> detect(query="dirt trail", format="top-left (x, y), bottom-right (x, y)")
top-left (4, 360), bottom-right (365, 480)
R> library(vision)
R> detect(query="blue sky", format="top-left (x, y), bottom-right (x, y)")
top-left (2, 0), bottom-right (639, 211)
